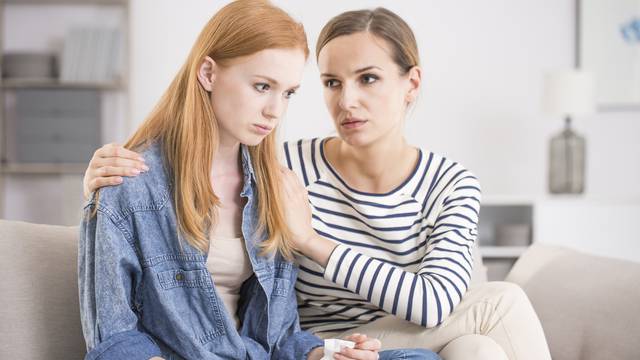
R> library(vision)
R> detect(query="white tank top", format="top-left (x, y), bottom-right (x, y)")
top-left (205, 235), bottom-right (253, 329)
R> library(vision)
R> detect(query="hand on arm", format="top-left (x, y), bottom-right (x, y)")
top-left (83, 143), bottom-right (147, 199)
top-left (280, 168), bottom-right (337, 267)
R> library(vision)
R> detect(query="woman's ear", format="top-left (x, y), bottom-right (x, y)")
top-left (197, 56), bottom-right (217, 92)
top-left (405, 66), bottom-right (422, 103)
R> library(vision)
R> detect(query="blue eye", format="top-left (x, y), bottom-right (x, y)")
top-left (361, 74), bottom-right (379, 84)
top-left (324, 79), bottom-right (340, 89)
top-left (254, 83), bottom-right (270, 92)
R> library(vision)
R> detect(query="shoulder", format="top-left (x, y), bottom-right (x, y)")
top-left (91, 142), bottom-right (172, 220)
top-left (282, 138), bottom-right (323, 166)
top-left (416, 150), bottom-right (481, 197)
top-left (282, 137), bottom-right (326, 185)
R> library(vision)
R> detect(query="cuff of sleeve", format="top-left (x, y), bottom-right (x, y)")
top-left (323, 244), bottom-right (352, 284)
top-left (85, 330), bottom-right (162, 360)
top-left (298, 331), bottom-right (325, 360)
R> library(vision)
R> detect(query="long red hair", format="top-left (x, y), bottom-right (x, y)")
top-left (103, 0), bottom-right (308, 259)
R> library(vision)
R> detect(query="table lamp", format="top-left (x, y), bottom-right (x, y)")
top-left (543, 70), bottom-right (595, 194)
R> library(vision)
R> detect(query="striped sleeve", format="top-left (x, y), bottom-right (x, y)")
top-left (283, 139), bottom-right (321, 186)
top-left (322, 173), bottom-right (481, 328)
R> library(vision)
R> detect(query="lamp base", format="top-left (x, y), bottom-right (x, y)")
top-left (549, 117), bottom-right (586, 194)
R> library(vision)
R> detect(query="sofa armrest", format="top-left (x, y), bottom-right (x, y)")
top-left (506, 243), bottom-right (640, 360)
top-left (0, 220), bottom-right (86, 360)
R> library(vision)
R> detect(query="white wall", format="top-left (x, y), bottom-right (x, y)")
top-left (128, 0), bottom-right (640, 260)
top-left (130, 0), bottom-right (640, 199)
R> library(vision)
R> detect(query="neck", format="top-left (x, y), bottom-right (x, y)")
top-left (212, 136), bottom-right (242, 178)
top-left (331, 132), bottom-right (417, 193)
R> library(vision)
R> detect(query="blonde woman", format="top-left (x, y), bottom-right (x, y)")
top-left (78, 1), bottom-right (442, 359)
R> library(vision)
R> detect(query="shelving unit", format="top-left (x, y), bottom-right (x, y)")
top-left (479, 246), bottom-right (528, 258)
top-left (0, 0), bottom-right (129, 225)
top-left (477, 194), bottom-right (640, 279)
top-left (1, 79), bottom-right (125, 90)
top-left (477, 196), bottom-right (534, 280)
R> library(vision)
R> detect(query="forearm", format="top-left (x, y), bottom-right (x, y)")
top-left (322, 243), bottom-right (470, 327)
top-left (298, 232), bottom-right (338, 268)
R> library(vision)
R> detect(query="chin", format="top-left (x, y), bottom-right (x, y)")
top-left (240, 134), bottom-right (267, 147)
top-left (338, 131), bottom-right (373, 148)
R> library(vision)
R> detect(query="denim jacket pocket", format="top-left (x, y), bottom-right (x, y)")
top-left (158, 269), bottom-right (208, 289)
top-left (154, 268), bottom-right (226, 344)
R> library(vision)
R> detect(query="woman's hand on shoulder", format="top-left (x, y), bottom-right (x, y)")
top-left (83, 143), bottom-right (148, 199)
top-left (279, 167), bottom-right (316, 250)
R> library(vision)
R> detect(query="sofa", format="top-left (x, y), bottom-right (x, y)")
top-left (1, 219), bottom-right (639, 359)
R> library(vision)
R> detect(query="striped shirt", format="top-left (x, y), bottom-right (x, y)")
top-left (283, 138), bottom-right (482, 335)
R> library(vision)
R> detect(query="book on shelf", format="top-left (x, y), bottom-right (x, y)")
top-left (60, 26), bottom-right (123, 85)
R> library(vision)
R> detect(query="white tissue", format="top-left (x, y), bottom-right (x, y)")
top-left (321, 339), bottom-right (355, 360)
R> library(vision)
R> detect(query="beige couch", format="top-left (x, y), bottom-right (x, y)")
top-left (1, 219), bottom-right (639, 359)
top-left (505, 243), bottom-right (640, 360)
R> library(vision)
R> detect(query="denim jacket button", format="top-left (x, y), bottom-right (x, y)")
top-left (175, 273), bottom-right (184, 281)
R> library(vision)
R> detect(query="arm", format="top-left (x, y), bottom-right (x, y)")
top-left (79, 204), bottom-right (162, 359)
top-left (283, 168), bottom-right (481, 328)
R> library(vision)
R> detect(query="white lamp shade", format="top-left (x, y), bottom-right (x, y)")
top-left (543, 70), bottom-right (596, 116)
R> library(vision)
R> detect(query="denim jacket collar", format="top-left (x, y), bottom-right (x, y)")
top-left (240, 144), bottom-right (255, 198)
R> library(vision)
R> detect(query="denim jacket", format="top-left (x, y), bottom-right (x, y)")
top-left (78, 142), bottom-right (323, 360)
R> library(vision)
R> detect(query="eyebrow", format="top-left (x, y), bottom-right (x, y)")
top-left (321, 65), bottom-right (383, 78)
top-left (253, 75), bottom-right (300, 90)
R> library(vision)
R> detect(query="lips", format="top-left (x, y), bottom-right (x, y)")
top-left (341, 117), bottom-right (367, 129)
top-left (254, 124), bottom-right (272, 131)
top-left (253, 124), bottom-right (273, 135)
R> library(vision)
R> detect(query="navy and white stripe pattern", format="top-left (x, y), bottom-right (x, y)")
top-left (284, 138), bottom-right (481, 335)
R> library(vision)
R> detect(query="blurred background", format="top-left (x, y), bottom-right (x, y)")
top-left (1, 0), bottom-right (638, 279)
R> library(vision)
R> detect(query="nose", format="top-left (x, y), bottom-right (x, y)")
top-left (338, 83), bottom-right (359, 110)
top-left (263, 94), bottom-right (286, 121)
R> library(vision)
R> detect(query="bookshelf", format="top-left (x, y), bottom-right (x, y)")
top-left (478, 196), bottom-right (534, 280)
top-left (0, 0), bottom-right (129, 225)
top-left (478, 194), bottom-right (640, 279)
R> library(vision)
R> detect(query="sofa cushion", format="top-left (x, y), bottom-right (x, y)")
top-left (0, 219), bottom-right (487, 359)
top-left (0, 220), bottom-right (85, 360)
top-left (506, 243), bottom-right (640, 360)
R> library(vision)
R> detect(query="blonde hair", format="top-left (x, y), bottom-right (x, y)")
top-left (316, 7), bottom-right (419, 73)
top-left (97, 0), bottom-right (308, 260)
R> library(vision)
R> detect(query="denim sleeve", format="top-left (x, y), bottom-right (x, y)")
top-left (271, 267), bottom-right (323, 360)
top-left (78, 206), bottom-right (162, 360)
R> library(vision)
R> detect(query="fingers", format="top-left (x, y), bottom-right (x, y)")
top-left (354, 338), bottom-right (381, 351)
top-left (99, 166), bottom-right (142, 178)
top-left (334, 346), bottom-right (379, 360)
top-left (91, 152), bottom-right (148, 172)
top-left (279, 167), bottom-right (307, 197)
top-left (88, 176), bottom-right (123, 194)
top-left (343, 333), bottom-right (367, 343)
top-left (94, 143), bottom-right (144, 163)
top-left (83, 144), bottom-right (147, 196)
top-left (93, 160), bottom-right (146, 177)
